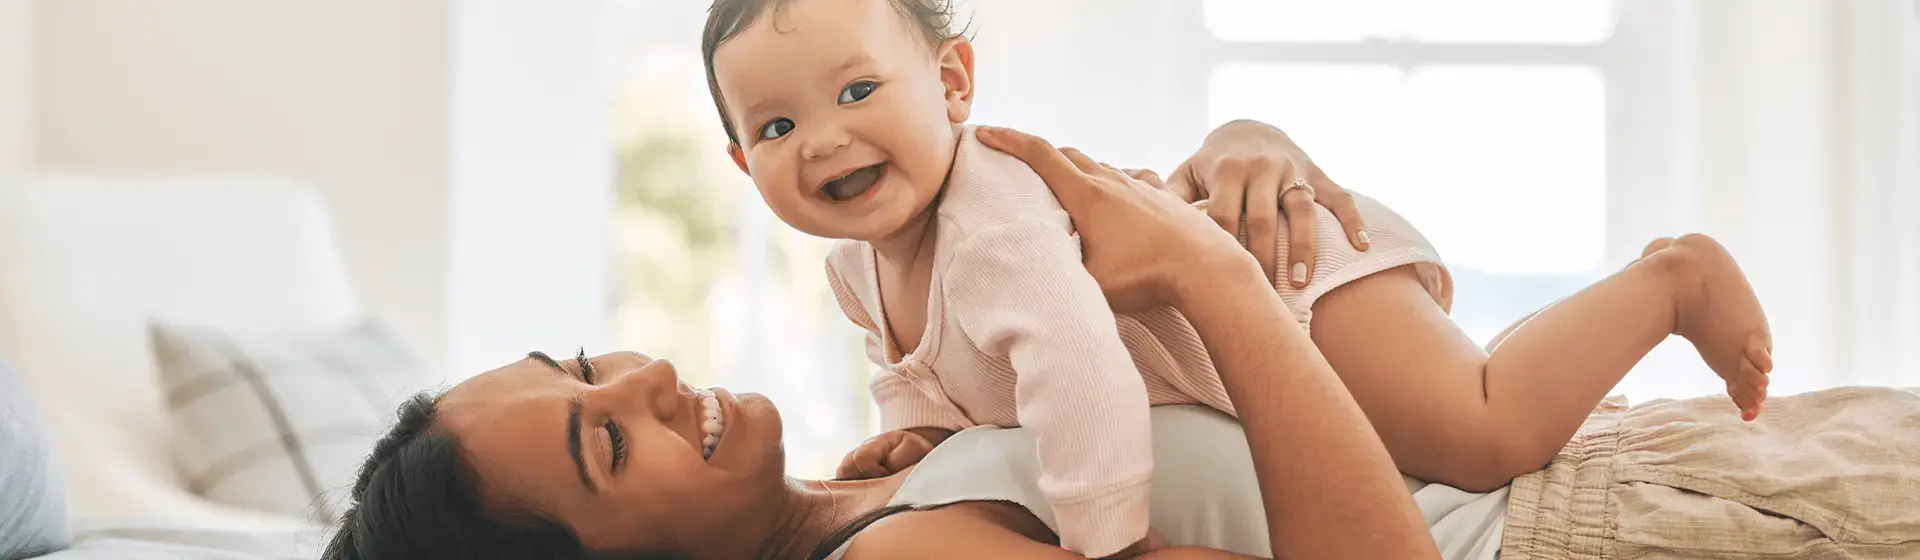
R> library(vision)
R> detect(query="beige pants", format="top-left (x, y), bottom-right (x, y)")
top-left (1502, 387), bottom-right (1920, 559)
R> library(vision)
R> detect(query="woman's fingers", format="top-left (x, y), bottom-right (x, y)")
top-left (1243, 159), bottom-right (1284, 286)
top-left (1204, 158), bottom-right (1251, 239)
top-left (1282, 179), bottom-right (1318, 288)
top-left (1309, 166), bottom-right (1370, 251)
top-left (1163, 163), bottom-right (1204, 204)
top-left (976, 126), bottom-right (1095, 212)
top-left (1059, 147), bottom-right (1105, 175)
top-left (1092, 161), bottom-right (1141, 185)
top-left (1121, 168), bottom-right (1164, 189)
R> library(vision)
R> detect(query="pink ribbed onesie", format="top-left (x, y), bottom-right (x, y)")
top-left (825, 128), bottom-right (1452, 556)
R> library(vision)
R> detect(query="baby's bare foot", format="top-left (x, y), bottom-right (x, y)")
top-left (1656, 234), bottom-right (1773, 420)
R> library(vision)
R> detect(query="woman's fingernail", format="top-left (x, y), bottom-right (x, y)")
top-left (1291, 262), bottom-right (1307, 284)
top-left (1357, 231), bottom-right (1370, 245)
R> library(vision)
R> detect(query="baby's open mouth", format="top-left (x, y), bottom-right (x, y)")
top-left (822, 163), bottom-right (887, 202)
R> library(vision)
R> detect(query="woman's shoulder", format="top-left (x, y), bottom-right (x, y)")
top-left (841, 505), bottom-right (1080, 560)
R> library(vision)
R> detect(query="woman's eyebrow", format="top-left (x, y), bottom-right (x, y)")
top-left (529, 351), bottom-right (577, 379)
top-left (530, 351), bottom-right (597, 493)
top-left (567, 396), bottom-right (597, 495)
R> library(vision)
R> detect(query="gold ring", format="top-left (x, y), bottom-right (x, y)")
top-left (1281, 177), bottom-right (1315, 201)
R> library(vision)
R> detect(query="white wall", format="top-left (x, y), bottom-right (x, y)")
top-left (447, 0), bottom-right (612, 376)
top-left (31, 0), bottom-right (455, 372)
top-left (0, 0), bottom-right (24, 180)
top-left (962, 0), bottom-right (1203, 172)
top-left (28, 0), bottom-right (612, 377)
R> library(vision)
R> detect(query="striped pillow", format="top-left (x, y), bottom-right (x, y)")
top-left (149, 320), bottom-right (426, 524)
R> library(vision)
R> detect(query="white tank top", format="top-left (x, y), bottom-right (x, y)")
top-left (821, 405), bottom-right (1508, 559)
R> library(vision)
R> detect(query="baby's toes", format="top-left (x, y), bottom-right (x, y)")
top-left (1727, 383), bottom-right (1759, 421)
top-left (1747, 332), bottom-right (1774, 374)
top-left (1727, 361), bottom-right (1768, 421)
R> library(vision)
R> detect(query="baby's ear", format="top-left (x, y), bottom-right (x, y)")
top-left (936, 36), bottom-right (975, 123)
top-left (727, 143), bottom-right (750, 175)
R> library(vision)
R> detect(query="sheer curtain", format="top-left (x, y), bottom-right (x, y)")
top-left (1607, 0), bottom-right (1920, 395)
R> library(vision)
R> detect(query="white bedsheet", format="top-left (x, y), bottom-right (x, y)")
top-left (1408, 478), bottom-right (1507, 560)
top-left (27, 518), bottom-right (327, 560)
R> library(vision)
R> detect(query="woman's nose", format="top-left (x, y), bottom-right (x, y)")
top-left (593, 354), bottom-right (685, 419)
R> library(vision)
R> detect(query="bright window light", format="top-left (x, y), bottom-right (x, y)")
top-left (1207, 64), bottom-right (1607, 277)
top-left (1203, 0), bottom-right (1616, 44)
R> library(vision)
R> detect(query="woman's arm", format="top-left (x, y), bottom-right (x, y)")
top-left (847, 511), bottom-right (1257, 559)
top-left (976, 126), bottom-right (1439, 560)
top-left (1171, 251), bottom-right (1432, 559)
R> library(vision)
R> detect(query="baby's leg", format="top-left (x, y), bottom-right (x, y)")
top-left (1307, 234), bottom-right (1772, 491)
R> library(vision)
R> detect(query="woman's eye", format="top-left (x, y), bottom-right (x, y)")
top-left (758, 118), bottom-right (794, 140)
top-left (838, 81), bottom-right (878, 104)
top-left (605, 420), bottom-right (627, 471)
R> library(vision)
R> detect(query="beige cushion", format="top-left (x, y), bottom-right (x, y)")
top-left (151, 320), bottom-right (426, 524)
top-left (0, 178), bottom-right (356, 529)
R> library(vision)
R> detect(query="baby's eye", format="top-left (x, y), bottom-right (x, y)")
top-left (759, 118), bottom-right (795, 141)
top-left (838, 81), bottom-right (879, 104)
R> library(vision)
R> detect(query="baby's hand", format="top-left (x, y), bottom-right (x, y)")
top-left (834, 428), bottom-right (953, 480)
top-left (1098, 528), bottom-right (1170, 559)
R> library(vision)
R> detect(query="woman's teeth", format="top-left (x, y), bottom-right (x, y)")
top-left (823, 164), bottom-right (884, 202)
top-left (698, 389), bottom-right (724, 460)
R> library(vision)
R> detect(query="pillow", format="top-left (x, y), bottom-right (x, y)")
top-left (0, 357), bottom-right (73, 560)
top-left (149, 320), bottom-right (428, 525)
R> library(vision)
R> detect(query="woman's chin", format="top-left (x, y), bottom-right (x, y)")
top-left (743, 392), bottom-right (783, 445)
top-left (712, 390), bottom-right (784, 473)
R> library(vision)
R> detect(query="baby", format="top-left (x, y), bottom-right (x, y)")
top-left (701, 0), bottom-right (1774, 556)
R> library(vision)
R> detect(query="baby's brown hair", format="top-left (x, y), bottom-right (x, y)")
top-left (700, 0), bottom-right (962, 146)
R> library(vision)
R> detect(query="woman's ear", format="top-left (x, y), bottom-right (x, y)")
top-left (728, 143), bottom-right (750, 175)
top-left (936, 37), bottom-right (975, 124)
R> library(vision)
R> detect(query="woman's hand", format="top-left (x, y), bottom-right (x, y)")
top-left (1169, 119), bottom-right (1372, 288)
top-left (974, 126), bottom-right (1261, 314)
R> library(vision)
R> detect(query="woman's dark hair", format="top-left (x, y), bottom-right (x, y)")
top-left (322, 393), bottom-right (670, 560)
top-left (700, 0), bottom-right (964, 146)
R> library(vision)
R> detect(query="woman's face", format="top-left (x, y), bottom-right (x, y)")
top-left (436, 351), bottom-right (788, 554)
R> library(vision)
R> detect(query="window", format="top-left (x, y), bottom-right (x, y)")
top-left (1201, 0), bottom-right (1615, 344)
top-left (603, 19), bottom-right (870, 478)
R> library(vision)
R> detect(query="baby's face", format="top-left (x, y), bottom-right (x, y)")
top-left (714, 0), bottom-right (973, 242)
